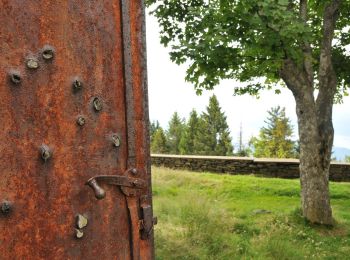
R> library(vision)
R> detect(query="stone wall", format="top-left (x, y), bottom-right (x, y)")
top-left (151, 154), bottom-right (350, 182)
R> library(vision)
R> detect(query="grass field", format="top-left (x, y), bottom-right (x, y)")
top-left (152, 167), bottom-right (350, 260)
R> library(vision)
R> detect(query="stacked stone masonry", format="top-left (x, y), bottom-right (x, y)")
top-left (151, 154), bottom-right (350, 182)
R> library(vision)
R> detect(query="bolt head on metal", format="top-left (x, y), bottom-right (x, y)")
top-left (76, 214), bottom-right (88, 229)
top-left (26, 58), bottom-right (39, 69)
top-left (72, 79), bottom-right (83, 91)
top-left (1, 201), bottom-right (12, 214)
top-left (131, 168), bottom-right (137, 175)
top-left (76, 116), bottom-right (86, 126)
top-left (40, 144), bottom-right (52, 162)
top-left (111, 134), bottom-right (121, 147)
top-left (42, 46), bottom-right (54, 60)
top-left (9, 71), bottom-right (21, 85)
top-left (93, 97), bottom-right (103, 112)
top-left (75, 229), bottom-right (84, 239)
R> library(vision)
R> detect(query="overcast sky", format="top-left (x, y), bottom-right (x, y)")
top-left (145, 14), bottom-right (350, 149)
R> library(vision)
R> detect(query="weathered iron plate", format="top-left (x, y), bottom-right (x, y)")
top-left (0, 0), bottom-right (153, 259)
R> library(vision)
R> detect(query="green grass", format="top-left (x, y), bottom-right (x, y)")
top-left (152, 167), bottom-right (350, 260)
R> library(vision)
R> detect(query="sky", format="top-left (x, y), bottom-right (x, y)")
top-left (145, 14), bottom-right (350, 150)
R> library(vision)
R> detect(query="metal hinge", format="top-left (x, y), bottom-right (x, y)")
top-left (139, 205), bottom-right (158, 240)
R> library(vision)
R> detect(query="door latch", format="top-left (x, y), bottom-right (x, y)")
top-left (86, 169), bottom-right (147, 200)
top-left (86, 168), bottom-right (157, 242)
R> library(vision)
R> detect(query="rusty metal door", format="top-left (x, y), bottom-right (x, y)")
top-left (0, 1), bottom-right (154, 259)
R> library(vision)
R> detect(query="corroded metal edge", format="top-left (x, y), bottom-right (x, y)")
top-left (121, 0), bottom-right (154, 259)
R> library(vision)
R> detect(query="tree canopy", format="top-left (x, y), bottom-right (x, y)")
top-left (146, 0), bottom-right (350, 100)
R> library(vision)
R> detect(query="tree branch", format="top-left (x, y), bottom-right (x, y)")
top-left (280, 59), bottom-right (312, 100)
top-left (315, 0), bottom-right (341, 169)
top-left (320, 0), bottom-right (341, 60)
top-left (299, 0), bottom-right (314, 86)
top-left (317, 0), bottom-right (341, 108)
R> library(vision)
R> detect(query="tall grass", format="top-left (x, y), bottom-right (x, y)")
top-left (152, 167), bottom-right (350, 260)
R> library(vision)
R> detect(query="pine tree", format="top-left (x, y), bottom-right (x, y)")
top-left (167, 112), bottom-right (185, 154)
top-left (151, 127), bottom-right (168, 154)
top-left (179, 109), bottom-right (200, 155)
top-left (251, 106), bottom-right (296, 158)
top-left (196, 95), bottom-right (233, 156)
top-left (150, 120), bottom-right (160, 142)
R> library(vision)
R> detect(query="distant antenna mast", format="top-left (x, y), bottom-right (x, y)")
top-left (239, 122), bottom-right (243, 153)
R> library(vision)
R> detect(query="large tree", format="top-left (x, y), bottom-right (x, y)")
top-left (251, 106), bottom-right (297, 158)
top-left (146, 0), bottom-right (350, 224)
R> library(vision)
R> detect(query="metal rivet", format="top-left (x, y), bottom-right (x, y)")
top-left (131, 168), bottom-right (137, 175)
top-left (26, 58), bottom-right (39, 69)
top-left (75, 229), bottom-right (84, 239)
top-left (9, 71), bottom-right (21, 85)
top-left (111, 134), bottom-right (121, 147)
top-left (93, 97), bottom-right (103, 112)
top-left (76, 116), bottom-right (86, 126)
top-left (42, 46), bottom-right (54, 60)
top-left (40, 144), bottom-right (52, 162)
top-left (72, 79), bottom-right (83, 91)
top-left (1, 200), bottom-right (12, 215)
top-left (76, 214), bottom-right (88, 229)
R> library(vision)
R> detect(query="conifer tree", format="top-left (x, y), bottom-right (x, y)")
top-left (150, 120), bottom-right (160, 142)
top-left (151, 127), bottom-right (168, 154)
top-left (179, 109), bottom-right (200, 155)
top-left (167, 112), bottom-right (185, 154)
top-left (196, 95), bottom-right (233, 156)
top-left (251, 106), bottom-right (296, 158)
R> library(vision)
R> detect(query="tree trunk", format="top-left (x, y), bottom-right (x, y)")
top-left (296, 97), bottom-right (333, 225)
top-left (281, 58), bottom-right (335, 225)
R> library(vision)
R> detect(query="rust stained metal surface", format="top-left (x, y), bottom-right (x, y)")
top-left (0, 0), bottom-right (154, 259)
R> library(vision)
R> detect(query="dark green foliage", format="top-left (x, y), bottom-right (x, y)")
top-left (179, 109), bottom-right (200, 155)
top-left (166, 112), bottom-right (185, 154)
top-left (250, 106), bottom-right (297, 158)
top-left (195, 95), bottom-right (233, 156)
top-left (156, 96), bottom-right (233, 156)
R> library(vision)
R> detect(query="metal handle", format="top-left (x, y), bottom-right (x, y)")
top-left (86, 179), bottom-right (106, 200)
top-left (86, 169), bottom-right (146, 200)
